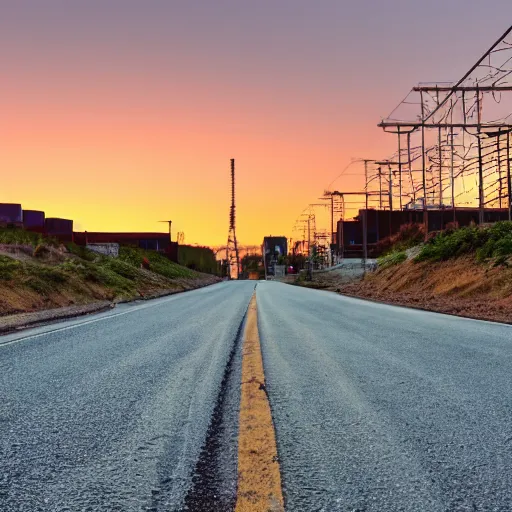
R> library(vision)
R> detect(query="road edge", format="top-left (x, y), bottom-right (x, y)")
top-left (0, 281), bottom-right (221, 336)
top-left (283, 280), bottom-right (512, 327)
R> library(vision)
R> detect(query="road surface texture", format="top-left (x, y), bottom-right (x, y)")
top-left (256, 281), bottom-right (512, 512)
top-left (0, 281), bottom-right (255, 512)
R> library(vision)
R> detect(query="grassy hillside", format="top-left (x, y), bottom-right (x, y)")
top-left (344, 222), bottom-right (512, 323)
top-left (0, 227), bottom-right (219, 316)
top-left (178, 245), bottom-right (218, 274)
top-left (416, 222), bottom-right (512, 263)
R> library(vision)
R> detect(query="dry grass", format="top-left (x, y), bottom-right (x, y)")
top-left (0, 240), bottom-right (220, 317)
top-left (341, 257), bottom-right (512, 323)
top-left (236, 295), bottom-right (284, 512)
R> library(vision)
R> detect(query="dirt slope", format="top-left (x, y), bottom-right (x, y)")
top-left (0, 242), bottom-right (220, 317)
top-left (341, 257), bottom-right (512, 323)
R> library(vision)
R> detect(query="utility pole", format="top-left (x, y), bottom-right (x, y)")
top-left (330, 194), bottom-right (334, 266)
top-left (397, 127), bottom-right (403, 210)
top-left (476, 89), bottom-right (485, 225)
top-left (420, 89), bottom-right (428, 236)
top-left (498, 134), bottom-right (503, 209)
top-left (388, 162), bottom-right (393, 211)
top-left (158, 220), bottom-right (172, 241)
top-left (451, 125), bottom-right (456, 222)
top-left (378, 167), bottom-right (383, 208)
top-left (437, 87), bottom-right (443, 208)
top-left (307, 215), bottom-right (312, 281)
top-left (263, 241), bottom-right (268, 280)
top-left (363, 161), bottom-right (369, 270)
top-left (362, 205), bottom-right (368, 274)
top-left (508, 131), bottom-right (512, 221)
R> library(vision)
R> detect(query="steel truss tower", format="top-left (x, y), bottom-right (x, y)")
top-left (226, 158), bottom-right (240, 279)
top-left (377, 25), bottom-right (512, 229)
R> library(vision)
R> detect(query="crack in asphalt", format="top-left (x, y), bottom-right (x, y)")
top-left (182, 300), bottom-right (251, 512)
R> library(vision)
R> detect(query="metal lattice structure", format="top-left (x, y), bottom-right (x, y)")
top-left (378, 25), bottom-right (512, 227)
top-left (226, 158), bottom-right (240, 279)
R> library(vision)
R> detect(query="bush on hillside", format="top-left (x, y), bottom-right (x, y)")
top-left (178, 245), bottom-right (218, 274)
top-left (416, 222), bottom-right (512, 263)
top-left (374, 223), bottom-right (425, 256)
top-left (66, 243), bottom-right (97, 262)
top-left (118, 246), bottom-right (195, 279)
top-left (377, 251), bottom-right (407, 269)
top-left (0, 255), bottom-right (20, 280)
top-left (0, 227), bottom-right (58, 247)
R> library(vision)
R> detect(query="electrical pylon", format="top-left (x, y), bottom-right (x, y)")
top-left (226, 158), bottom-right (240, 279)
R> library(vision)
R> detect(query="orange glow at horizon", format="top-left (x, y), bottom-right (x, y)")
top-left (2, 79), bottom-right (394, 246)
top-left (3, 3), bottom-right (499, 247)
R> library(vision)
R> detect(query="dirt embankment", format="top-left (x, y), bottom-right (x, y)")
top-left (340, 257), bottom-right (512, 324)
top-left (0, 239), bottom-right (220, 322)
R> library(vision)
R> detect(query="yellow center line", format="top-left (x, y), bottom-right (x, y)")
top-left (235, 294), bottom-right (284, 512)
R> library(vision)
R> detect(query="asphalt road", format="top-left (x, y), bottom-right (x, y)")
top-left (0, 281), bottom-right (255, 512)
top-left (256, 281), bottom-right (512, 512)
top-left (3, 279), bottom-right (512, 511)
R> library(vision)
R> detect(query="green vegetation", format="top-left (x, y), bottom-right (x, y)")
top-left (120, 246), bottom-right (196, 279)
top-left (178, 245), bottom-right (218, 274)
top-left (374, 223), bottom-right (425, 257)
top-left (24, 264), bottom-right (69, 295)
top-left (58, 257), bottom-right (136, 295)
top-left (0, 227), bottom-right (56, 247)
top-left (0, 227), bottom-right (217, 316)
top-left (66, 242), bottom-right (97, 261)
top-left (0, 255), bottom-right (20, 280)
top-left (416, 222), bottom-right (512, 264)
top-left (377, 251), bottom-right (407, 269)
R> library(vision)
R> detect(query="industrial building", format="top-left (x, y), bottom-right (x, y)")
top-left (0, 203), bottom-right (23, 227)
top-left (263, 236), bottom-right (288, 275)
top-left (0, 203), bottom-right (73, 241)
top-left (22, 210), bottom-right (45, 232)
top-left (0, 203), bottom-right (177, 261)
top-left (337, 207), bottom-right (511, 257)
top-left (73, 232), bottom-right (178, 261)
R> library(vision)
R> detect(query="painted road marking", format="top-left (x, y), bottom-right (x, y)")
top-left (235, 294), bottom-right (284, 512)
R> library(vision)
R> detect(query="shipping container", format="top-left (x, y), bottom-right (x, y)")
top-left (23, 210), bottom-right (45, 230)
top-left (0, 203), bottom-right (23, 224)
top-left (45, 218), bottom-right (74, 242)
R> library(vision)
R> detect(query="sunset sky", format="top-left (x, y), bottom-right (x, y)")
top-left (2, 1), bottom-right (510, 246)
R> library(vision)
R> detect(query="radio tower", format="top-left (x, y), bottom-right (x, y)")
top-left (226, 159), bottom-right (240, 279)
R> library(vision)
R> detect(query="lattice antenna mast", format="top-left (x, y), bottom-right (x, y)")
top-left (230, 159), bottom-right (236, 231)
top-left (226, 158), bottom-right (240, 279)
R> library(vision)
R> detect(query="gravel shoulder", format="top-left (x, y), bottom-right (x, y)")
top-left (0, 279), bottom-right (220, 335)
top-left (288, 257), bottom-right (512, 324)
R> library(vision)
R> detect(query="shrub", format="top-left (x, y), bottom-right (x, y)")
top-left (105, 258), bottom-right (138, 280)
top-left (178, 245), bottom-right (218, 274)
top-left (416, 222), bottom-right (512, 263)
top-left (0, 227), bottom-right (59, 247)
top-left (119, 246), bottom-right (195, 279)
top-left (66, 243), bottom-right (97, 262)
top-left (23, 265), bottom-right (68, 295)
top-left (374, 223), bottom-right (425, 256)
top-left (0, 255), bottom-right (20, 280)
top-left (82, 264), bottom-right (135, 294)
top-left (33, 244), bottom-right (50, 258)
top-left (377, 251), bottom-right (407, 269)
